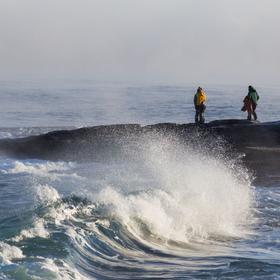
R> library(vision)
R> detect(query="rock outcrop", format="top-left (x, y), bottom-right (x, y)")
top-left (0, 120), bottom-right (279, 184)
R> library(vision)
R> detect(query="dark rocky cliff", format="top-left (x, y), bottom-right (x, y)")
top-left (0, 120), bottom-right (279, 184)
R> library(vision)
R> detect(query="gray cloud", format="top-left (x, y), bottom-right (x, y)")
top-left (0, 0), bottom-right (279, 85)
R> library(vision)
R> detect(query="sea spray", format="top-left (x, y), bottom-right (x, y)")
top-left (0, 134), bottom-right (256, 279)
top-left (97, 134), bottom-right (254, 244)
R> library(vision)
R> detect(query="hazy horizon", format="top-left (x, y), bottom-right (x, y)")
top-left (1, 0), bottom-right (279, 86)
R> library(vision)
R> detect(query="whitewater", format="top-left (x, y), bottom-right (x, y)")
top-left (0, 81), bottom-right (280, 279)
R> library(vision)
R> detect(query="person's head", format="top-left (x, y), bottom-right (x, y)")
top-left (197, 87), bottom-right (202, 93)
top-left (248, 85), bottom-right (256, 92)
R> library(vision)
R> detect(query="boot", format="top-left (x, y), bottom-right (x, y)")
top-left (253, 112), bottom-right (257, 121)
top-left (199, 113), bottom-right (205, 124)
top-left (195, 111), bottom-right (199, 123)
top-left (247, 113), bottom-right (252, 121)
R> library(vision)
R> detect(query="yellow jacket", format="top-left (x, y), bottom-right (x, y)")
top-left (195, 91), bottom-right (207, 106)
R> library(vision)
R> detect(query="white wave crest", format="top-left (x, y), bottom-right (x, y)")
top-left (39, 258), bottom-right (87, 280)
top-left (12, 219), bottom-right (50, 242)
top-left (9, 160), bottom-right (71, 173)
top-left (5, 160), bottom-right (80, 180)
top-left (98, 137), bottom-right (254, 244)
top-left (0, 242), bottom-right (24, 264)
top-left (36, 184), bottom-right (61, 204)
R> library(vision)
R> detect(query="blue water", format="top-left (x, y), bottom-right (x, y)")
top-left (0, 80), bottom-right (279, 127)
top-left (0, 81), bottom-right (280, 279)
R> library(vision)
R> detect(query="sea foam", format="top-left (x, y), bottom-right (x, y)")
top-left (5, 160), bottom-right (80, 180)
top-left (0, 242), bottom-right (24, 264)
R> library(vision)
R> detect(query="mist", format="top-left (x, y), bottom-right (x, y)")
top-left (0, 0), bottom-right (279, 85)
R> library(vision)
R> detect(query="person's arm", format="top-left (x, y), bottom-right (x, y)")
top-left (202, 92), bottom-right (207, 104)
top-left (193, 94), bottom-right (197, 106)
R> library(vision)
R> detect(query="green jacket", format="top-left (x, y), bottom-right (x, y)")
top-left (249, 90), bottom-right (260, 104)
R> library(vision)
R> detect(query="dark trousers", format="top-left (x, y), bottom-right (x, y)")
top-left (248, 103), bottom-right (257, 121)
top-left (195, 104), bottom-right (206, 124)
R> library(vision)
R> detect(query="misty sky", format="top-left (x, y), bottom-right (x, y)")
top-left (0, 0), bottom-right (280, 85)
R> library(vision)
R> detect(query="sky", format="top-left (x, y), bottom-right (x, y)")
top-left (0, 0), bottom-right (280, 85)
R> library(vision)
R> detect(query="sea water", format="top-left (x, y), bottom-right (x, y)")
top-left (0, 80), bottom-right (280, 279)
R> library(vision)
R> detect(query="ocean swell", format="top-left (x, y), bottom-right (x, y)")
top-left (0, 136), bottom-right (255, 279)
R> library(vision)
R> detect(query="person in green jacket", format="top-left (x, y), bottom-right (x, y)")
top-left (247, 85), bottom-right (260, 121)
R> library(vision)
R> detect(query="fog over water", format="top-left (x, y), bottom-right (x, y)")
top-left (0, 0), bottom-right (280, 85)
top-left (1, 3), bottom-right (280, 279)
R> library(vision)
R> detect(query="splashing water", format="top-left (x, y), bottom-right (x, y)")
top-left (98, 136), bottom-right (254, 246)
top-left (0, 134), bottom-right (257, 279)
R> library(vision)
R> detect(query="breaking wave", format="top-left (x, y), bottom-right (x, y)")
top-left (0, 135), bottom-right (255, 279)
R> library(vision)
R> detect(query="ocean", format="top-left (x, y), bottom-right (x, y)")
top-left (0, 80), bottom-right (279, 279)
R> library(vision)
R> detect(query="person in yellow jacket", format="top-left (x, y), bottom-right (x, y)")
top-left (193, 87), bottom-right (207, 124)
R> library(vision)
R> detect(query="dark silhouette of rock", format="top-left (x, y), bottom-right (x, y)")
top-left (0, 119), bottom-right (279, 185)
